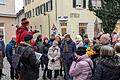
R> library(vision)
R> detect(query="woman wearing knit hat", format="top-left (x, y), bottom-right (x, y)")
top-left (69, 47), bottom-right (93, 80)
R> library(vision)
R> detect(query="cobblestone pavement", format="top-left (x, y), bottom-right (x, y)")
top-left (1, 58), bottom-right (64, 80)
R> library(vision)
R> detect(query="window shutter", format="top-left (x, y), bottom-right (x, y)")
top-left (51, 0), bottom-right (53, 10)
top-left (73, 0), bottom-right (76, 8)
top-left (44, 3), bottom-right (46, 13)
top-left (46, 2), bottom-right (48, 12)
top-left (83, 0), bottom-right (86, 9)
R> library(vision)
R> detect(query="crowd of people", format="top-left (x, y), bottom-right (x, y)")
top-left (0, 18), bottom-right (120, 80)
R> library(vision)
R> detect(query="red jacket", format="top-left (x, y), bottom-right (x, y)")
top-left (16, 25), bottom-right (34, 47)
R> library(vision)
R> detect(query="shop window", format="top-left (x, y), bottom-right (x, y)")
top-left (79, 23), bottom-right (87, 36)
top-left (60, 23), bottom-right (67, 26)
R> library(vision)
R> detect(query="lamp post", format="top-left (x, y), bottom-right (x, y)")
top-left (44, 13), bottom-right (50, 38)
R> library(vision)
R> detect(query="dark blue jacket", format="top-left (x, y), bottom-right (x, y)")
top-left (6, 41), bottom-right (16, 63)
top-left (0, 40), bottom-right (5, 57)
top-left (61, 40), bottom-right (76, 64)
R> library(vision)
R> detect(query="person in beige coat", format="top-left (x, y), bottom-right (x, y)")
top-left (47, 40), bottom-right (61, 80)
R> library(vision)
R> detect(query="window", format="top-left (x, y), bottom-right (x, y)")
top-left (73, 0), bottom-right (86, 9)
top-left (25, 10), bottom-right (32, 18)
top-left (25, 0), bottom-right (27, 6)
top-left (28, 0), bottom-right (31, 4)
top-left (41, 4), bottom-right (46, 14)
top-left (35, 6), bottom-right (40, 16)
top-left (79, 23), bottom-right (87, 35)
top-left (46, 0), bottom-right (53, 12)
top-left (28, 10), bottom-right (32, 18)
top-left (40, 5), bottom-right (42, 14)
top-left (0, 23), bottom-right (4, 27)
top-left (0, 0), bottom-right (4, 4)
top-left (32, 9), bottom-right (35, 17)
top-left (92, 0), bottom-right (101, 8)
top-left (76, 0), bottom-right (83, 8)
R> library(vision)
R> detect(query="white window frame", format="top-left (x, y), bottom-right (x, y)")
top-left (76, 0), bottom-right (83, 9)
top-left (0, 0), bottom-right (5, 4)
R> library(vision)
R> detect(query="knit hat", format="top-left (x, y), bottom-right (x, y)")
top-left (24, 34), bottom-right (33, 41)
top-left (76, 47), bottom-right (87, 56)
top-left (21, 20), bottom-right (29, 25)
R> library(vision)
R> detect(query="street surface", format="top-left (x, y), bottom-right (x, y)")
top-left (1, 58), bottom-right (64, 80)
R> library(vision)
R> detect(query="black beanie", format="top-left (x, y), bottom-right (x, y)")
top-left (76, 47), bottom-right (87, 56)
top-left (24, 34), bottom-right (33, 41)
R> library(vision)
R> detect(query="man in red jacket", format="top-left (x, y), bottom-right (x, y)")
top-left (16, 18), bottom-right (39, 47)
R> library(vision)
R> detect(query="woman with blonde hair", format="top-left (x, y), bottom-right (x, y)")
top-left (93, 46), bottom-right (120, 80)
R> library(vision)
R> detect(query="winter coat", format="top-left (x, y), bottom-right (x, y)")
top-left (61, 40), bottom-right (76, 64)
top-left (35, 41), bottom-right (44, 53)
top-left (6, 40), bottom-right (16, 63)
top-left (48, 39), bottom-right (54, 46)
top-left (42, 43), bottom-right (50, 65)
top-left (16, 25), bottom-right (34, 46)
top-left (69, 54), bottom-right (93, 80)
top-left (48, 46), bottom-right (61, 70)
top-left (0, 40), bottom-right (5, 69)
top-left (0, 40), bottom-right (5, 57)
top-left (93, 57), bottom-right (120, 80)
top-left (18, 42), bottom-right (40, 80)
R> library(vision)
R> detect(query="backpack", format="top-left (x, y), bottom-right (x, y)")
top-left (12, 46), bottom-right (29, 70)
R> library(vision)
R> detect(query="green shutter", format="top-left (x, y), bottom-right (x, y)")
top-left (83, 0), bottom-right (86, 9)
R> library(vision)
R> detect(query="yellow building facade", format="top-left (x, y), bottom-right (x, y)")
top-left (23, 0), bottom-right (102, 39)
top-left (0, 0), bottom-right (16, 43)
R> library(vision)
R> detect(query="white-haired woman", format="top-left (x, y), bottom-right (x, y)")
top-left (47, 40), bottom-right (61, 80)
top-left (93, 46), bottom-right (120, 80)
top-left (75, 35), bottom-right (83, 48)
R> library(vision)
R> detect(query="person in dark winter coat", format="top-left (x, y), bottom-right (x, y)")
top-left (61, 34), bottom-right (76, 80)
top-left (48, 34), bottom-right (55, 46)
top-left (6, 37), bottom-right (16, 79)
top-left (42, 37), bottom-right (50, 79)
top-left (91, 44), bottom-right (102, 68)
top-left (35, 34), bottom-right (44, 70)
top-left (17, 34), bottom-right (40, 80)
top-left (0, 35), bottom-right (5, 79)
top-left (93, 46), bottom-right (120, 80)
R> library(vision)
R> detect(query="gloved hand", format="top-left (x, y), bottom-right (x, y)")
top-left (51, 59), bottom-right (55, 62)
top-left (73, 56), bottom-right (78, 62)
top-left (33, 30), bottom-right (39, 33)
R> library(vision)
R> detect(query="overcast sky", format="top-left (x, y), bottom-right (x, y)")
top-left (15, 0), bottom-right (23, 13)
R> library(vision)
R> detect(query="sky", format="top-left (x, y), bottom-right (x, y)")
top-left (15, 0), bottom-right (23, 13)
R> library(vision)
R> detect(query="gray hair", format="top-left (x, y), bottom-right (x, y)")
top-left (100, 46), bottom-right (114, 57)
top-left (115, 43), bottom-right (120, 53)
